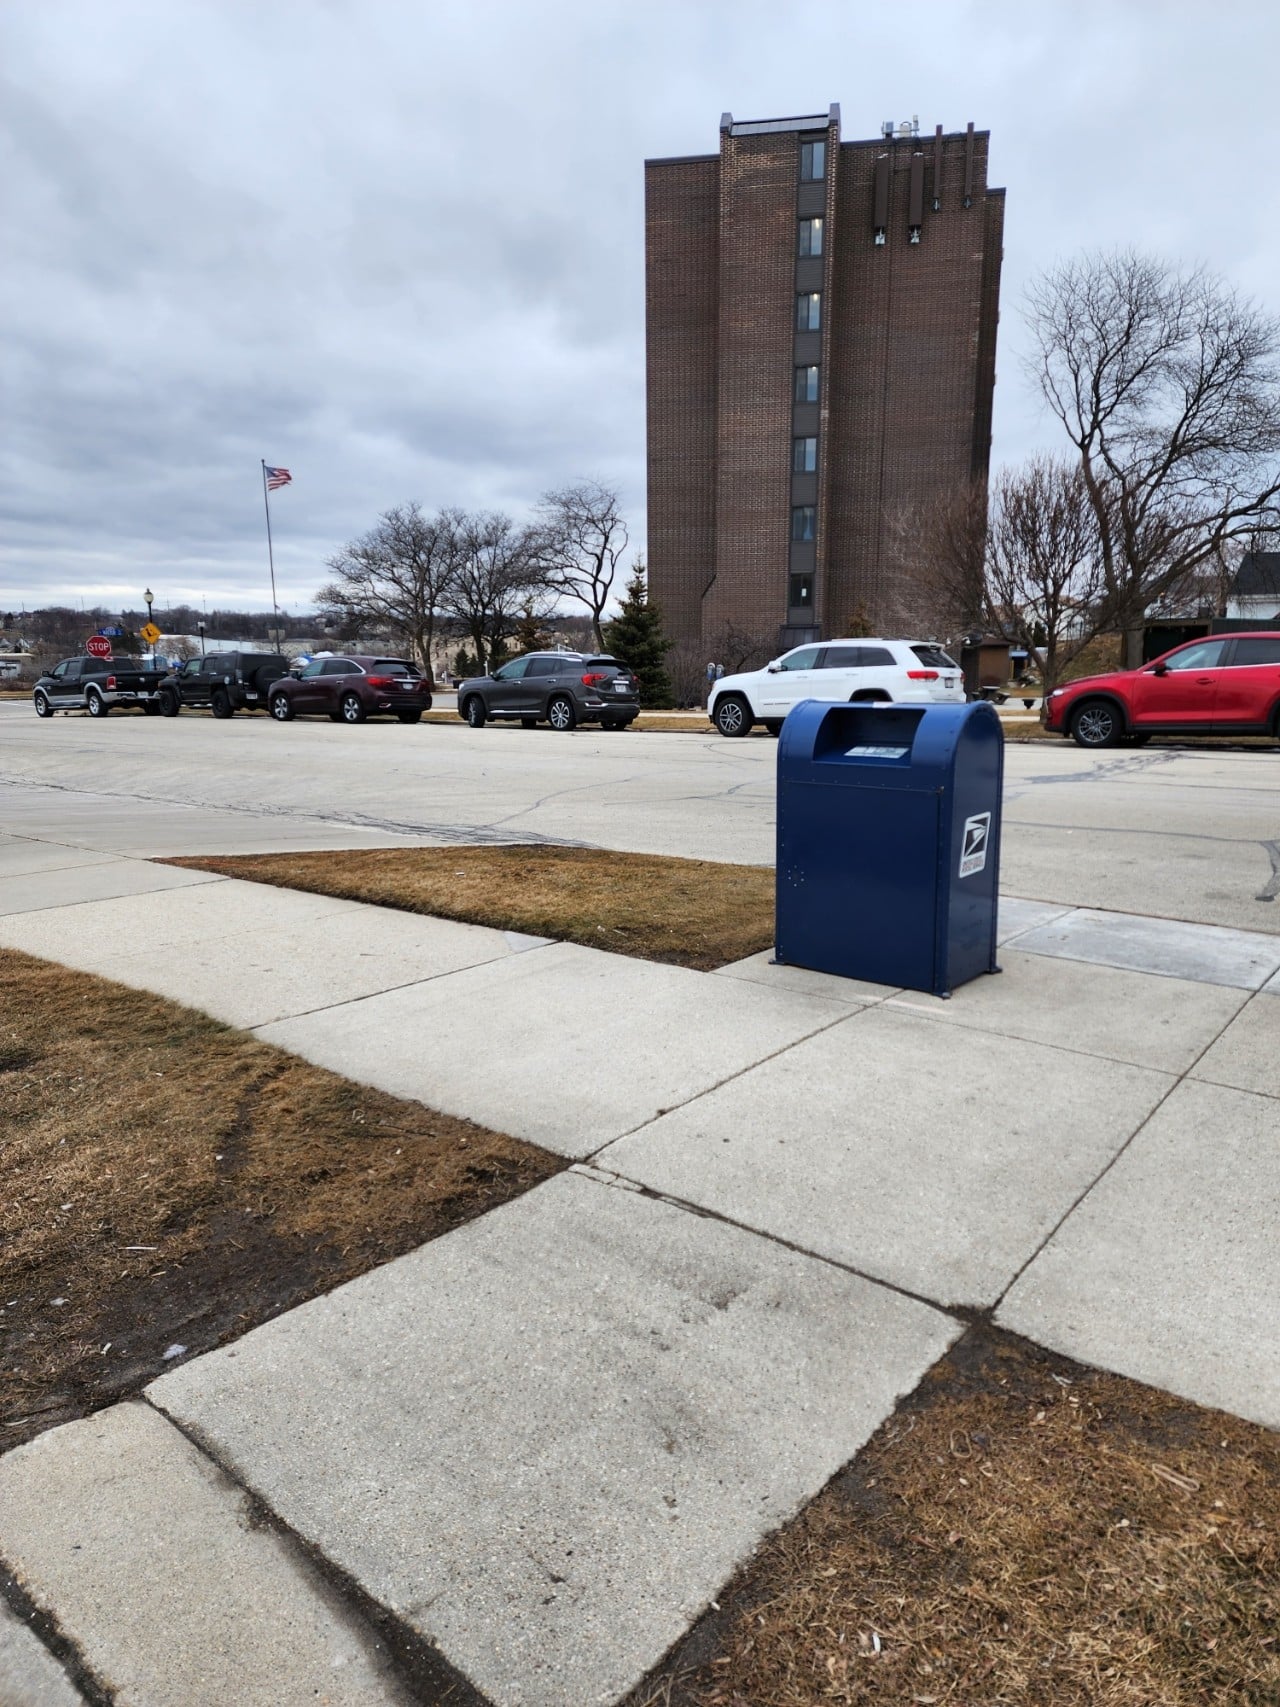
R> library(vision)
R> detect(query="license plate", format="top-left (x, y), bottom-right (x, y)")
top-left (614, 680), bottom-right (629, 693)
top-left (245, 691), bottom-right (258, 700)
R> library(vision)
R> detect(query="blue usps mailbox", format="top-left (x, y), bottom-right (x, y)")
top-left (776, 700), bottom-right (1003, 997)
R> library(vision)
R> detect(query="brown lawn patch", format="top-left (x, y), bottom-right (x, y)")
top-left (627, 1328), bottom-right (1279, 1707)
top-left (165, 845), bottom-right (776, 970)
top-left (0, 950), bottom-right (563, 1451)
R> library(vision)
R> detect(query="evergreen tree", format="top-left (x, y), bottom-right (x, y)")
top-left (602, 562), bottom-right (674, 708)
top-left (511, 601), bottom-right (551, 655)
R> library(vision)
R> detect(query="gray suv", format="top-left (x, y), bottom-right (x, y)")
top-left (456, 652), bottom-right (640, 731)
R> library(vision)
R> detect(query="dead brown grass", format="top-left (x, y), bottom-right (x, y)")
top-left (165, 845), bottom-right (776, 970)
top-left (628, 1330), bottom-right (1279, 1707)
top-left (0, 950), bottom-right (562, 1449)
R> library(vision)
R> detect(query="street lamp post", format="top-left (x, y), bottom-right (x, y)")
top-left (197, 620), bottom-right (206, 656)
top-left (144, 588), bottom-right (155, 666)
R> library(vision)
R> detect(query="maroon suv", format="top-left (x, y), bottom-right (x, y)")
top-left (1043, 632), bottom-right (1280, 746)
top-left (268, 655), bottom-right (433, 724)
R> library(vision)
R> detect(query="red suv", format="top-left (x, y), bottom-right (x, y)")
top-left (1043, 633), bottom-right (1280, 747)
top-left (268, 655), bottom-right (433, 724)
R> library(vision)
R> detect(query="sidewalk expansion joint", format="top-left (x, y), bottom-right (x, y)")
top-left (572, 1163), bottom-right (977, 1325)
top-left (141, 1397), bottom-right (498, 1707)
top-left (0, 1559), bottom-right (114, 1707)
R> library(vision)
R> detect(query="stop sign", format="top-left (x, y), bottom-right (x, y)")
top-left (85, 634), bottom-right (112, 659)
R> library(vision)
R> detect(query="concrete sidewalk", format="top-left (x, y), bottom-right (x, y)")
top-left (1, 845), bottom-right (1277, 1705)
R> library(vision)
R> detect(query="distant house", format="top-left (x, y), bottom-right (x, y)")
top-left (1227, 552), bottom-right (1280, 621)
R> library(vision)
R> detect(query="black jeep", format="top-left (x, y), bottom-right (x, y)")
top-left (158, 652), bottom-right (292, 718)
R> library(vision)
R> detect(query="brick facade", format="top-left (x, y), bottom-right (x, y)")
top-left (646, 110), bottom-right (1004, 651)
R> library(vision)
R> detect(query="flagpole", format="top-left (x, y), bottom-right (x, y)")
top-left (261, 460), bottom-right (281, 652)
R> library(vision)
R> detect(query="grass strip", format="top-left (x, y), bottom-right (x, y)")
top-left (0, 949), bottom-right (563, 1450)
top-left (627, 1327), bottom-right (1280, 1707)
top-left (165, 845), bottom-right (777, 971)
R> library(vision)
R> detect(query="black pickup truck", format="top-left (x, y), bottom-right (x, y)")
top-left (32, 656), bottom-right (167, 717)
top-left (157, 652), bottom-right (292, 718)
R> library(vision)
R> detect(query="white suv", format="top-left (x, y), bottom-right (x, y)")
top-left (708, 639), bottom-right (964, 736)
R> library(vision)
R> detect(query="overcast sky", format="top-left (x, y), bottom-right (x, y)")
top-left (3, 0), bottom-right (1277, 619)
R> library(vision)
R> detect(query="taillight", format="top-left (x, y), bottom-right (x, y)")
top-left (105, 675), bottom-right (117, 689)
top-left (581, 671), bottom-right (606, 687)
top-left (907, 669), bottom-right (939, 680)
top-left (365, 675), bottom-right (393, 688)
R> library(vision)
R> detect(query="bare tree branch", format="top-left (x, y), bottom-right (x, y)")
top-left (533, 480), bottom-right (629, 650)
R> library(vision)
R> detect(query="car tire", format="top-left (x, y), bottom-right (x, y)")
top-left (159, 690), bottom-right (180, 717)
top-left (270, 693), bottom-right (294, 721)
top-left (1071, 699), bottom-right (1122, 748)
top-left (764, 719), bottom-right (783, 737)
top-left (520, 716), bottom-right (537, 729)
top-left (396, 709), bottom-right (422, 724)
top-left (86, 689), bottom-right (109, 717)
top-left (463, 696), bottom-right (486, 728)
top-left (340, 693), bottom-right (365, 724)
top-left (547, 695), bottom-right (576, 732)
top-left (255, 665), bottom-right (283, 697)
top-left (33, 690), bottom-right (52, 718)
top-left (211, 688), bottom-right (233, 719)
top-left (713, 695), bottom-right (752, 737)
top-left (142, 700), bottom-right (160, 715)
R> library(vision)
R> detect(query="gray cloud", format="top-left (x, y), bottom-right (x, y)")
top-left (2, 0), bottom-right (1277, 615)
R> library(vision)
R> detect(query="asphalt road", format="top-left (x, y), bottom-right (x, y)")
top-left (1, 702), bottom-right (1276, 933)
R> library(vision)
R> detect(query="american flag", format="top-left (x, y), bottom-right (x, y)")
top-left (264, 465), bottom-right (292, 491)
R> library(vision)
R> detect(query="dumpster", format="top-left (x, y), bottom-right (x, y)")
top-left (776, 700), bottom-right (1003, 997)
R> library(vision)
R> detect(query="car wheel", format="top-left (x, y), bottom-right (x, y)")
top-left (547, 695), bottom-right (576, 732)
top-left (463, 696), bottom-right (486, 728)
top-left (159, 690), bottom-right (180, 717)
top-left (340, 692), bottom-right (366, 724)
top-left (396, 709), bottom-right (422, 724)
top-left (270, 693), bottom-right (294, 721)
top-left (211, 688), bottom-right (233, 719)
top-left (520, 716), bottom-right (537, 729)
top-left (713, 694), bottom-right (752, 737)
top-left (1071, 699), bottom-right (1122, 748)
top-left (764, 720), bottom-right (783, 737)
top-left (86, 689), bottom-right (109, 717)
top-left (33, 690), bottom-right (52, 718)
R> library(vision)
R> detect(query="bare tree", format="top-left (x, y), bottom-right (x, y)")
top-left (886, 481), bottom-right (990, 643)
top-left (317, 502), bottom-right (463, 668)
top-left (534, 480), bottom-right (629, 650)
top-left (1025, 250), bottom-right (1280, 666)
top-left (447, 511), bottom-right (543, 672)
top-left (985, 457), bottom-right (1106, 691)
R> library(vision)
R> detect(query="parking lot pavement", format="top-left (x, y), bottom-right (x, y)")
top-left (145, 1170), bottom-right (958, 1707)
top-left (3, 704), bottom-right (1278, 931)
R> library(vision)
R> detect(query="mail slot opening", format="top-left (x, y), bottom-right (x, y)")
top-left (812, 704), bottom-right (925, 762)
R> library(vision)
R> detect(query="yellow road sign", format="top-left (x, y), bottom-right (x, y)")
top-left (140, 622), bottom-right (162, 644)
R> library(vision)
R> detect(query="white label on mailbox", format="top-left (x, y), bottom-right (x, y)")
top-left (959, 812), bottom-right (992, 878)
top-left (844, 745), bottom-right (910, 759)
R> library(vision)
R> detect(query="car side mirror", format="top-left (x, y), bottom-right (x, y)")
top-left (767, 662), bottom-right (782, 674)
top-left (1151, 661), bottom-right (1168, 676)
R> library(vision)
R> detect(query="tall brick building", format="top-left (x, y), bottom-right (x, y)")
top-left (645, 106), bottom-right (1004, 651)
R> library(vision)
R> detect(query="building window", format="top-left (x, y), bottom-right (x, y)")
top-left (800, 140), bottom-right (826, 182)
top-left (798, 217), bottom-right (823, 257)
top-left (789, 573), bottom-right (815, 610)
top-left (795, 292), bottom-right (821, 332)
top-left (793, 436), bottom-right (817, 473)
top-left (794, 364), bottom-right (819, 403)
top-left (791, 505), bottom-right (816, 542)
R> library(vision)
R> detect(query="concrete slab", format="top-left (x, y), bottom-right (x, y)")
top-left (1265, 966), bottom-right (1280, 996)
top-left (886, 950), bottom-right (1249, 1075)
top-left (1013, 908), bottom-right (1280, 990)
top-left (91, 903), bottom-right (526, 1029)
top-left (0, 857), bottom-right (223, 918)
top-left (998, 1079), bottom-right (1280, 1430)
top-left (1189, 991), bottom-right (1280, 1100)
top-left (0, 877), bottom-right (364, 976)
top-left (711, 948), bottom-right (896, 1006)
top-left (0, 1603), bottom-right (84, 1707)
top-left (0, 1401), bottom-right (410, 1707)
top-left (150, 1170), bottom-right (958, 1707)
top-left (0, 838), bottom-right (115, 880)
top-left (597, 1007), bottom-right (1172, 1308)
top-left (256, 941), bottom-right (849, 1158)
top-left (996, 895), bottom-right (1074, 943)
